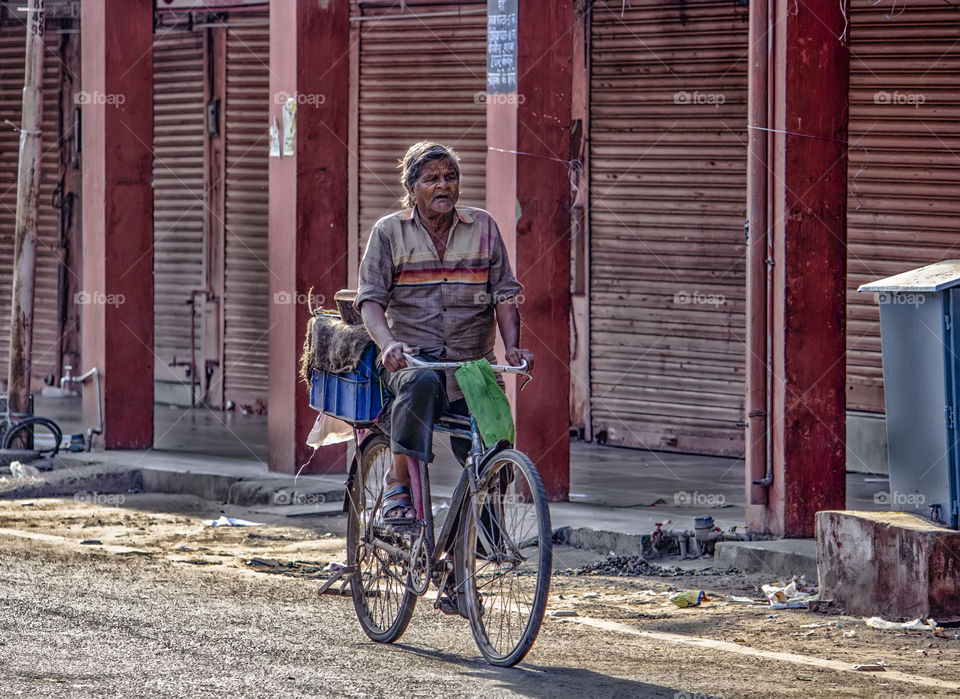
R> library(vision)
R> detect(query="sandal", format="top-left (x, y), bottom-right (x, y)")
top-left (377, 484), bottom-right (416, 526)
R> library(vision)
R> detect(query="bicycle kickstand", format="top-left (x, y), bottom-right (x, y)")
top-left (317, 565), bottom-right (357, 596)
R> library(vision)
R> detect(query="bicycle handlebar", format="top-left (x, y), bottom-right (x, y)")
top-left (399, 353), bottom-right (531, 379)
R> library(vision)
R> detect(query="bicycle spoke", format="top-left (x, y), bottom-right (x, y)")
top-left (347, 434), bottom-right (416, 643)
top-left (461, 450), bottom-right (552, 666)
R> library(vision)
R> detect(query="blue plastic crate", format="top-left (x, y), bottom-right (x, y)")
top-left (309, 344), bottom-right (385, 425)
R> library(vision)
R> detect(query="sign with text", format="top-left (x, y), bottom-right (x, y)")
top-left (487, 0), bottom-right (518, 94)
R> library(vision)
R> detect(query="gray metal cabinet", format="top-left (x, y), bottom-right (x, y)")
top-left (859, 260), bottom-right (960, 528)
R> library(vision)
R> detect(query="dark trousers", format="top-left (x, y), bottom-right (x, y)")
top-left (380, 363), bottom-right (470, 465)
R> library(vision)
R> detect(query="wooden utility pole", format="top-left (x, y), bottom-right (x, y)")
top-left (6, 0), bottom-right (45, 415)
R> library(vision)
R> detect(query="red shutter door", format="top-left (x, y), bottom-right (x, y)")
top-left (846, 0), bottom-right (960, 412)
top-left (589, 1), bottom-right (749, 456)
top-left (223, 21), bottom-right (271, 408)
top-left (354, 0), bottom-right (488, 249)
top-left (152, 27), bottom-right (206, 402)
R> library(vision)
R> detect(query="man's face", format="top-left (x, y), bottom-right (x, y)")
top-left (411, 158), bottom-right (460, 217)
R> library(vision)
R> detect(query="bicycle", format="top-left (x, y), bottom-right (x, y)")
top-left (0, 394), bottom-right (62, 457)
top-left (340, 354), bottom-right (552, 667)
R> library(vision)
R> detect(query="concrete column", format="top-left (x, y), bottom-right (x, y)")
top-left (487, 0), bottom-right (573, 501)
top-left (746, 0), bottom-right (849, 536)
top-left (268, 0), bottom-right (350, 474)
top-left (79, 0), bottom-right (154, 448)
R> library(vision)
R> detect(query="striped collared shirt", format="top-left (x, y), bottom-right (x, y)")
top-left (355, 205), bottom-right (523, 398)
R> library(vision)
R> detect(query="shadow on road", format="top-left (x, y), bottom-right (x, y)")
top-left (386, 642), bottom-right (680, 698)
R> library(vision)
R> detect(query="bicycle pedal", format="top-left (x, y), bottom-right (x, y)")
top-left (384, 520), bottom-right (421, 534)
top-left (435, 594), bottom-right (465, 618)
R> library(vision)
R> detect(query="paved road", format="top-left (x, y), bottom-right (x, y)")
top-left (0, 495), bottom-right (954, 697)
top-left (0, 534), bottom-right (657, 697)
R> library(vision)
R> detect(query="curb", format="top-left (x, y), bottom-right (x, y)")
top-left (0, 457), bottom-right (817, 580)
top-left (555, 525), bottom-right (815, 579)
top-left (714, 539), bottom-right (818, 580)
top-left (554, 525), bottom-right (656, 559)
top-left (0, 457), bottom-right (347, 512)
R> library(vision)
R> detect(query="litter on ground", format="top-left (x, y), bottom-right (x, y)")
top-left (864, 617), bottom-right (945, 636)
top-left (208, 515), bottom-right (263, 527)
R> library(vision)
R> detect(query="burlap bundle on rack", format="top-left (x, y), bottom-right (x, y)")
top-left (298, 312), bottom-right (376, 385)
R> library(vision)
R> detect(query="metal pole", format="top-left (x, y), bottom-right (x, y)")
top-left (6, 0), bottom-right (45, 416)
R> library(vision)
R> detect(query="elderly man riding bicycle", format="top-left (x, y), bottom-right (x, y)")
top-left (355, 141), bottom-right (535, 526)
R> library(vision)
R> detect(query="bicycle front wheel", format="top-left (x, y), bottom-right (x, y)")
top-left (346, 432), bottom-right (417, 643)
top-left (458, 449), bottom-right (552, 667)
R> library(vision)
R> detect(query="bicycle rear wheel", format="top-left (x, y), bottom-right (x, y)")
top-left (458, 449), bottom-right (552, 667)
top-left (3, 417), bottom-right (62, 457)
top-left (346, 433), bottom-right (417, 643)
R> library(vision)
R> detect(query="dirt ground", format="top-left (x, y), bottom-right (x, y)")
top-left (0, 493), bottom-right (956, 697)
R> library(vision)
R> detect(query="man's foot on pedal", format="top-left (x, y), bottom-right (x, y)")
top-left (376, 484), bottom-right (416, 526)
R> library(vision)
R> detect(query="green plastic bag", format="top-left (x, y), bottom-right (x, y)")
top-left (455, 358), bottom-right (515, 447)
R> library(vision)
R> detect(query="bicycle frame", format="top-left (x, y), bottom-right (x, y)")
top-left (347, 353), bottom-right (529, 598)
top-left (361, 413), bottom-right (507, 592)
top-left (341, 351), bottom-right (549, 666)
top-left (425, 413), bottom-right (485, 563)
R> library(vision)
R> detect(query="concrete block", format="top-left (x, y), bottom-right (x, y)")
top-left (552, 526), bottom-right (650, 559)
top-left (0, 449), bottom-right (43, 467)
top-left (0, 464), bottom-right (140, 500)
top-left (817, 510), bottom-right (960, 620)
top-left (138, 469), bottom-right (240, 502)
top-left (714, 539), bottom-right (817, 580)
top-left (225, 477), bottom-right (345, 508)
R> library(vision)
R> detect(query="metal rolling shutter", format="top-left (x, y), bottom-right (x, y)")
top-left (223, 23), bottom-right (270, 407)
top-left (355, 0), bottom-right (487, 247)
top-left (846, 0), bottom-right (960, 412)
top-left (152, 28), bottom-right (205, 392)
top-left (0, 24), bottom-right (62, 387)
top-left (589, 1), bottom-right (749, 455)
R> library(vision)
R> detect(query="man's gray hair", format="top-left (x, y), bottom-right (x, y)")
top-left (398, 141), bottom-right (461, 208)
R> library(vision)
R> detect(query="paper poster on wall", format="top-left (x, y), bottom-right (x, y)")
top-left (269, 117), bottom-right (281, 158)
top-left (283, 98), bottom-right (297, 156)
top-left (487, 0), bottom-right (518, 94)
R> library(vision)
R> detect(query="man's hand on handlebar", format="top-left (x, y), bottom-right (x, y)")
top-left (381, 340), bottom-right (414, 373)
top-left (505, 347), bottom-right (535, 373)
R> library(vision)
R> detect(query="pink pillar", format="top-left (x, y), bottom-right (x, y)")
top-left (487, 0), bottom-right (573, 501)
top-left (746, 0), bottom-right (849, 536)
top-left (268, 0), bottom-right (350, 474)
top-left (79, 0), bottom-right (154, 448)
